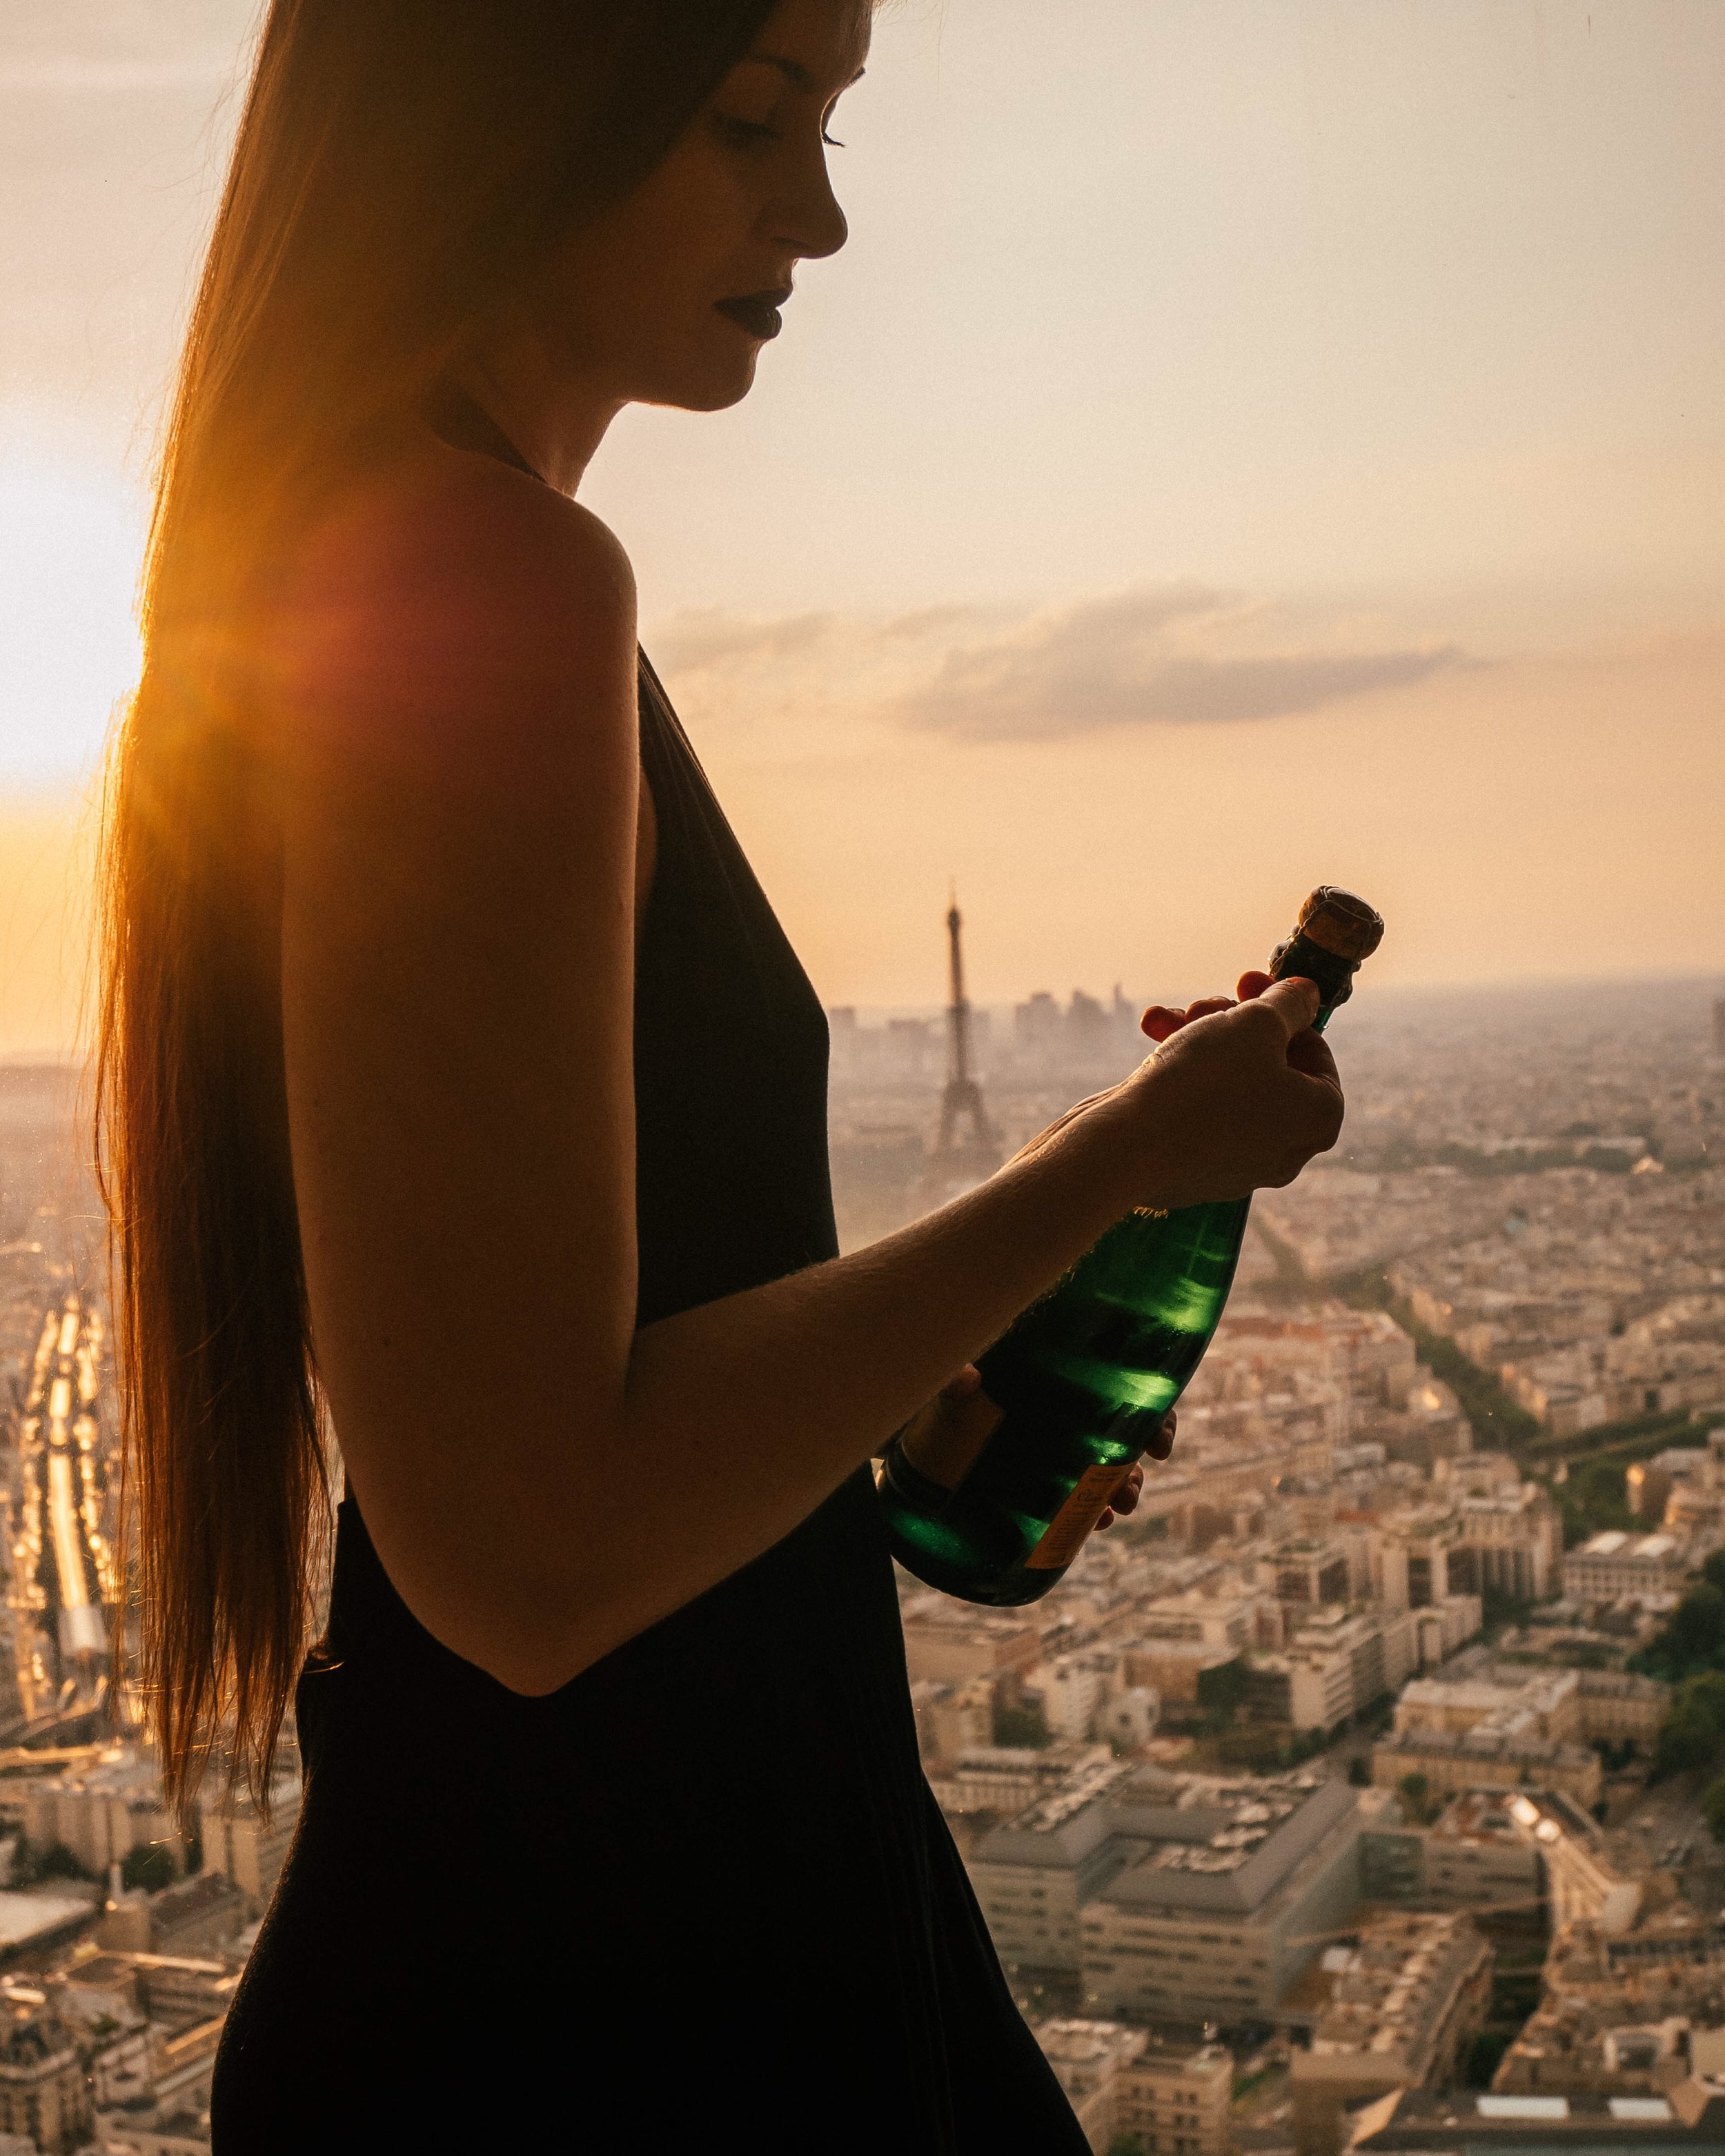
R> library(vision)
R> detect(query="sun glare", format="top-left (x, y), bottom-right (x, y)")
top-left (0, 457), bottom-right (146, 789)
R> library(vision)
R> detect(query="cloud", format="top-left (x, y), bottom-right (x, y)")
top-left (880, 604), bottom-right (989, 643)
top-left (651, 609), bottom-right (840, 674)
top-left (645, 585), bottom-right (1479, 750)
top-left (899, 586), bottom-right (1473, 741)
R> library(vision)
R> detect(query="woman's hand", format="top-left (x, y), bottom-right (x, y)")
top-left (1107, 970), bottom-right (1344, 1212)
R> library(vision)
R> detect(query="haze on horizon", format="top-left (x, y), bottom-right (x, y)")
top-left (1, 0), bottom-right (1722, 1057)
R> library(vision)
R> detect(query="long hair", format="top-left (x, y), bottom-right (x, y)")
top-left (98, 0), bottom-right (782, 1817)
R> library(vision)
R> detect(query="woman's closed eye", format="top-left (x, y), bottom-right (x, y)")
top-left (712, 112), bottom-right (846, 151)
top-left (714, 113), bottom-right (780, 148)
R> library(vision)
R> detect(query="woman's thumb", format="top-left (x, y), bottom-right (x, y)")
top-left (1254, 976), bottom-right (1323, 1038)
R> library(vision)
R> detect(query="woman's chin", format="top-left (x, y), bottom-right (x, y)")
top-left (642, 346), bottom-right (761, 415)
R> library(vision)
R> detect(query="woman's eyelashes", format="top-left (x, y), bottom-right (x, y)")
top-left (714, 113), bottom-right (780, 148)
top-left (711, 110), bottom-right (847, 152)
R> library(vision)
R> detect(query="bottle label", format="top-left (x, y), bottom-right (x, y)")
top-left (898, 1386), bottom-right (1003, 1494)
top-left (1023, 1461), bottom-right (1136, 1571)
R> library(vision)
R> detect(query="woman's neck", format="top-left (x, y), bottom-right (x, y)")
top-left (453, 335), bottom-right (622, 497)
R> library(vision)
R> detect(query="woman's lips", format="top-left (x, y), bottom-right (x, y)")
top-left (716, 290), bottom-right (791, 340)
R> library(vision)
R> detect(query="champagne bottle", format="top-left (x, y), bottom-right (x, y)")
top-left (878, 887), bottom-right (1383, 1608)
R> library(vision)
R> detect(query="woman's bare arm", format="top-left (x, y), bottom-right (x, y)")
top-left (277, 457), bottom-right (1341, 1694)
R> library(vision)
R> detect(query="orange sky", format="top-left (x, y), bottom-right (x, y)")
top-left (2, 1), bottom-right (1723, 1054)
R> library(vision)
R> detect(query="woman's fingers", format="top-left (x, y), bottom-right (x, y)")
top-left (1141, 995), bottom-right (1237, 1043)
top-left (1097, 1461), bottom-right (1144, 1530)
top-left (1098, 1412), bottom-right (1175, 1529)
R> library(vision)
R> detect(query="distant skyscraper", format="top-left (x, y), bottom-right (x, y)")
top-left (926, 895), bottom-right (1002, 1203)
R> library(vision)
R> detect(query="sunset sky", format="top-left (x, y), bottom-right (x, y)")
top-left (2, 0), bottom-right (1722, 1056)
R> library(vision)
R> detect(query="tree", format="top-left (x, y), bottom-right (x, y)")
top-left (1656, 1706), bottom-right (1717, 1779)
top-left (1673, 1585), bottom-right (1725, 1665)
top-left (1348, 1756), bottom-right (1371, 1787)
top-left (121, 1843), bottom-right (177, 1895)
top-left (1197, 1656), bottom-right (1249, 1722)
top-left (1635, 1585), bottom-right (1725, 1685)
top-left (1107, 2139), bottom-right (1146, 2156)
top-left (994, 1704), bottom-right (1049, 1750)
top-left (1653, 1673), bottom-right (1725, 1780)
top-left (35, 1841), bottom-right (92, 1883)
top-left (1466, 2030), bottom-right (1510, 2088)
top-left (1704, 1776), bottom-right (1725, 1845)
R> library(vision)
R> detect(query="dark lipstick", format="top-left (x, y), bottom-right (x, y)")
top-left (716, 288), bottom-right (792, 340)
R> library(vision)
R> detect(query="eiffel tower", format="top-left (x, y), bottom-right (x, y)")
top-left (925, 893), bottom-right (1003, 1202)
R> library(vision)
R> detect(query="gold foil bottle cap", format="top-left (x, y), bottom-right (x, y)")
top-left (1294, 887), bottom-right (1384, 965)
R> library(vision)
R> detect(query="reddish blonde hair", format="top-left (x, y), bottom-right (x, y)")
top-left (99, 0), bottom-right (782, 1814)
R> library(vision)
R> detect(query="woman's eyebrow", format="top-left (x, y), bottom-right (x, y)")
top-left (745, 52), bottom-right (867, 95)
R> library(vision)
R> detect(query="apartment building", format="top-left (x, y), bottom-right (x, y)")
top-left (1564, 1532), bottom-right (1690, 1604)
top-left (1034, 2019), bottom-right (1150, 2153)
top-left (0, 2004), bottom-right (91, 2155)
top-left (1242, 1608), bottom-right (1419, 1734)
top-left (1394, 1663), bottom-right (1582, 1745)
top-left (1112, 2039), bottom-right (1234, 2156)
top-left (201, 1776), bottom-right (302, 1913)
top-left (1573, 1671), bottom-right (1670, 1750)
top-left (1245, 1639), bottom-right (1359, 1734)
top-left (1290, 1912), bottom-right (1493, 2156)
top-left (967, 1761), bottom-right (1141, 1972)
top-left (898, 1602), bottom-right (1044, 1685)
top-left (1452, 1484), bottom-right (1564, 1602)
top-left (1372, 1723), bottom-right (1604, 1809)
top-left (1078, 1777), bottom-right (1363, 2024)
top-left (15, 1748), bottom-right (186, 1882)
top-left (1361, 1790), bottom-right (1544, 1916)
top-left (1502, 1792), bottom-right (1642, 1935)
top-left (972, 1768), bottom-right (1364, 2028)
top-left (1036, 2020), bottom-right (1234, 2156)
top-left (929, 1744), bottom-right (1123, 1826)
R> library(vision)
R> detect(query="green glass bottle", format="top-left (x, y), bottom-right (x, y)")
top-left (878, 887), bottom-right (1383, 1607)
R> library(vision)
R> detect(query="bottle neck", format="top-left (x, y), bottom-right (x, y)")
top-left (1270, 927), bottom-right (1359, 1024)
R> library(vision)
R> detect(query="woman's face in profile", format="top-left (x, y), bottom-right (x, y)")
top-left (524, 0), bottom-right (871, 415)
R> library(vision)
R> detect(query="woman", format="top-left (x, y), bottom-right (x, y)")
top-left (99, 0), bottom-right (1344, 2144)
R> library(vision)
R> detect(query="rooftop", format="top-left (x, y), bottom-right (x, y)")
top-left (1576, 1532), bottom-right (1679, 1561)
top-left (0, 1892), bottom-right (92, 1955)
top-left (976, 1766), bottom-right (1354, 1915)
top-left (1377, 1723), bottom-right (1600, 1770)
top-left (1350, 2081), bottom-right (1725, 2148)
top-left (1292, 1912), bottom-right (1488, 2073)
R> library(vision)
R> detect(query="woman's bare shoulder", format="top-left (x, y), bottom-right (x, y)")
top-left (268, 435), bottom-right (638, 779)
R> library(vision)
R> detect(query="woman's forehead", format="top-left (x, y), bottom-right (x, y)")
top-left (745, 0), bottom-right (872, 92)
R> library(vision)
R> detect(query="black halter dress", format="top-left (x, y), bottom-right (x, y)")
top-left (210, 412), bottom-right (1087, 2151)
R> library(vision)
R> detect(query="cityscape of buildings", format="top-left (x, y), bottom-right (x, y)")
top-left (845, 962), bottom-right (1725, 2154)
top-left (0, 967), bottom-right (1719, 2148)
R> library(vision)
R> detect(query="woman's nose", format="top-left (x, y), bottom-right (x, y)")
top-left (778, 158), bottom-right (849, 264)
